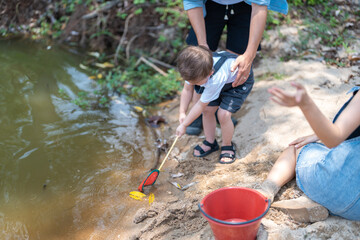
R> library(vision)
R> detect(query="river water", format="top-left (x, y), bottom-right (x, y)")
top-left (0, 39), bottom-right (156, 239)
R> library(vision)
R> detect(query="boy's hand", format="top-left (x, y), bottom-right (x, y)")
top-left (268, 82), bottom-right (309, 107)
top-left (176, 124), bottom-right (186, 137)
top-left (179, 113), bottom-right (186, 124)
top-left (289, 134), bottom-right (319, 149)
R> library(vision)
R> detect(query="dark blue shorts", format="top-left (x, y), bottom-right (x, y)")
top-left (186, 1), bottom-right (260, 54)
top-left (201, 68), bottom-right (254, 113)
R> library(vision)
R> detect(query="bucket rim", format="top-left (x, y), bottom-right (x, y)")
top-left (198, 187), bottom-right (271, 226)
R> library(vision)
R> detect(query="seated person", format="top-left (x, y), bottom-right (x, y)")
top-left (258, 82), bottom-right (360, 222)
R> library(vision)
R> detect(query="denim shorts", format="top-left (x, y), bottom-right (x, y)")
top-left (206, 69), bottom-right (254, 113)
top-left (296, 136), bottom-right (360, 220)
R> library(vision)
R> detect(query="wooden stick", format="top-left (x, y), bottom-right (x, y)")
top-left (158, 136), bottom-right (179, 171)
top-left (114, 12), bottom-right (134, 65)
top-left (148, 57), bottom-right (176, 69)
top-left (82, 0), bottom-right (121, 19)
top-left (140, 57), bottom-right (168, 76)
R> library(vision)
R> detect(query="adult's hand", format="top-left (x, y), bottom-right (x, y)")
top-left (289, 134), bottom-right (319, 149)
top-left (231, 54), bottom-right (253, 87)
top-left (268, 82), bottom-right (310, 108)
top-left (231, 3), bottom-right (267, 87)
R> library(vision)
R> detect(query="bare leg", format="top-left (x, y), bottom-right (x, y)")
top-left (266, 145), bottom-right (297, 187)
top-left (257, 146), bottom-right (297, 202)
top-left (193, 106), bottom-right (218, 156)
top-left (203, 106), bottom-right (218, 142)
top-left (260, 146), bottom-right (329, 223)
top-left (217, 108), bottom-right (235, 163)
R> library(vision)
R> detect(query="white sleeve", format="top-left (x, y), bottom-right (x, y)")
top-left (200, 74), bottom-right (227, 103)
top-left (199, 59), bottom-right (234, 103)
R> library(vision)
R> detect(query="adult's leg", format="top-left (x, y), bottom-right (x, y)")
top-left (226, 2), bottom-right (254, 55)
top-left (266, 146), bottom-right (297, 187)
top-left (257, 146), bottom-right (297, 202)
top-left (193, 106), bottom-right (218, 156)
top-left (260, 146), bottom-right (329, 222)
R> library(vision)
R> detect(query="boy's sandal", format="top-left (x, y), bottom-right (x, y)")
top-left (193, 139), bottom-right (219, 157)
top-left (219, 143), bottom-right (236, 164)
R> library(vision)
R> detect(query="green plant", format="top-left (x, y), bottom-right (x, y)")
top-left (257, 72), bottom-right (287, 81)
top-left (342, 42), bottom-right (355, 54)
top-left (72, 91), bottom-right (90, 109)
top-left (325, 58), bottom-right (346, 67)
top-left (288, 0), bottom-right (325, 6)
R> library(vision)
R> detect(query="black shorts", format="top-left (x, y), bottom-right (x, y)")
top-left (186, 1), bottom-right (261, 54)
top-left (207, 68), bottom-right (254, 113)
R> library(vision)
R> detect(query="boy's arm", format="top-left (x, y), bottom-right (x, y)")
top-left (177, 100), bottom-right (208, 136)
top-left (179, 83), bottom-right (194, 123)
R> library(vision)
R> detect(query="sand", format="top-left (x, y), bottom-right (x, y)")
top-left (114, 55), bottom-right (360, 240)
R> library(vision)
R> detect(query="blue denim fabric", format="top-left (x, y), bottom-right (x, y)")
top-left (296, 136), bottom-right (360, 220)
top-left (296, 88), bottom-right (360, 221)
top-left (183, 0), bottom-right (288, 15)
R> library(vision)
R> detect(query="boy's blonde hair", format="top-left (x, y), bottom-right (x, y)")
top-left (176, 45), bottom-right (213, 83)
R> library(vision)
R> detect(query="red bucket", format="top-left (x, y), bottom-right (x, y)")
top-left (198, 187), bottom-right (270, 240)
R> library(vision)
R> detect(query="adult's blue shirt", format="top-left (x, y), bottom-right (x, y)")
top-left (183, 0), bottom-right (288, 15)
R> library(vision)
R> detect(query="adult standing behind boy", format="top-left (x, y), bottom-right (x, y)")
top-left (183, 0), bottom-right (288, 135)
top-left (176, 46), bottom-right (254, 164)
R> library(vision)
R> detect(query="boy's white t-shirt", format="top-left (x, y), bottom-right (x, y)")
top-left (186, 53), bottom-right (238, 103)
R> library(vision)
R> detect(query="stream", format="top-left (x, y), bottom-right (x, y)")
top-left (0, 38), bottom-right (155, 239)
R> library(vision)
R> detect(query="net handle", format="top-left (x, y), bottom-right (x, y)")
top-left (158, 136), bottom-right (179, 171)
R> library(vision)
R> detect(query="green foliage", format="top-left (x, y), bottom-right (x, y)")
top-left (288, 0), bottom-right (325, 6)
top-left (0, 28), bottom-right (8, 36)
top-left (72, 91), bottom-right (90, 109)
top-left (128, 68), bottom-right (181, 104)
top-left (58, 89), bottom-right (70, 99)
top-left (102, 59), bottom-right (182, 104)
top-left (90, 30), bottom-right (113, 39)
top-left (257, 72), bottom-right (287, 81)
top-left (79, 55), bottom-right (182, 106)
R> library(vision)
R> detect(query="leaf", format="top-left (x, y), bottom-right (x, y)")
top-left (95, 62), bottom-right (114, 68)
top-left (88, 52), bottom-right (100, 58)
top-left (129, 191), bottom-right (146, 201)
top-left (169, 181), bottom-right (182, 190)
top-left (79, 63), bottom-right (89, 70)
top-left (133, 106), bottom-right (144, 112)
top-left (89, 76), bottom-right (96, 80)
top-left (148, 193), bottom-right (155, 206)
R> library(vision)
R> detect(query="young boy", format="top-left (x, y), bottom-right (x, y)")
top-left (176, 46), bottom-right (254, 164)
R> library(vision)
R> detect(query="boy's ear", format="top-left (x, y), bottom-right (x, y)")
top-left (209, 69), bottom-right (214, 77)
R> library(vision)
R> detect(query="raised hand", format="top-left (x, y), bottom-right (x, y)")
top-left (268, 82), bottom-right (309, 107)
